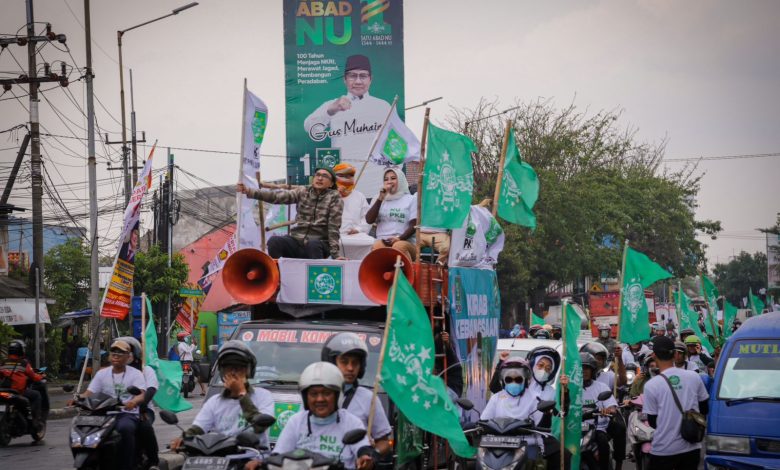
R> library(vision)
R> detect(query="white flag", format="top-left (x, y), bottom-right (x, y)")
top-left (448, 205), bottom-right (504, 269)
top-left (369, 104), bottom-right (420, 167)
top-left (237, 89), bottom-right (268, 250)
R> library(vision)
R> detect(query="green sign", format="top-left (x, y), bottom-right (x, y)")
top-left (283, 0), bottom-right (406, 194)
top-left (179, 287), bottom-right (205, 298)
top-left (315, 147), bottom-right (341, 170)
top-left (270, 402), bottom-right (302, 439)
top-left (307, 265), bottom-right (343, 304)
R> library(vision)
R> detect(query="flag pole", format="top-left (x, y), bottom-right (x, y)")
top-left (414, 108), bottom-right (431, 266)
top-left (256, 171), bottom-right (266, 252)
top-left (141, 292), bottom-right (146, 368)
top-left (614, 239), bottom-right (629, 397)
top-left (700, 275), bottom-right (720, 348)
top-left (492, 120), bottom-right (512, 217)
top-left (236, 78), bottom-right (248, 246)
top-left (367, 255), bottom-right (404, 438)
top-left (354, 95), bottom-right (399, 188)
top-left (560, 298), bottom-right (568, 470)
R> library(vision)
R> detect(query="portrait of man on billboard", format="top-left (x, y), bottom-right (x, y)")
top-left (304, 54), bottom-right (392, 193)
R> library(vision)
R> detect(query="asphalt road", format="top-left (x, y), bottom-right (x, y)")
top-left (0, 395), bottom-right (205, 470)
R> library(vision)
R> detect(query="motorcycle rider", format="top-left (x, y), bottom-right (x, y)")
top-left (672, 340), bottom-right (698, 372)
top-left (550, 323), bottom-right (562, 340)
top-left (628, 353), bottom-right (658, 397)
top-left (321, 333), bottom-right (392, 456)
top-left (250, 362), bottom-right (374, 470)
top-left (74, 340), bottom-right (146, 470)
top-left (622, 341), bottom-right (651, 366)
top-left (731, 318), bottom-right (742, 333)
top-left (684, 335), bottom-right (713, 371)
top-left (533, 328), bottom-right (552, 339)
top-left (581, 352), bottom-right (619, 470)
top-left (0, 339), bottom-right (47, 426)
top-left (117, 336), bottom-right (161, 470)
top-left (171, 340), bottom-right (274, 451)
top-left (595, 324), bottom-right (617, 351)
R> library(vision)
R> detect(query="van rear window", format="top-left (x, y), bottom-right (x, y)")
top-left (718, 340), bottom-right (780, 400)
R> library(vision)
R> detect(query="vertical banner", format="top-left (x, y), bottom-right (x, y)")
top-left (768, 232), bottom-right (780, 290)
top-left (237, 90), bottom-right (268, 250)
top-left (283, 0), bottom-right (406, 194)
top-left (448, 267), bottom-right (500, 415)
top-left (101, 145), bottom-right (156, 319)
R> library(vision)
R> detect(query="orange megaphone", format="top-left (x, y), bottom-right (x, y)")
top-left (222, 248), bottom-right (280, 305)
top-left (358, 247), bottom-right (415, 305)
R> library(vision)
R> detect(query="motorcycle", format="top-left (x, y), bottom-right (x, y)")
top-left (160, 409), bottom-right (276, 470)
top-left (0, 367), bottom-right (48, 446)
top-left (181, 361), bottom-right (195, 398)
top-left (69, 385), bottom-right (144, 469)
top-left (580, 390), bottom-right (615, 470)
top-left (262, 429), bottom-right (368, 470)
top-left (626, 395), bottom-right (653, 470)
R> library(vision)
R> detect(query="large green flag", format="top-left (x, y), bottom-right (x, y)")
top-left (144, 297), bottom-right (193, 412)
top-left (380, 270), bottom-right (475, 458)
top-left (723, 300), bottom-right (739, 339)
top-left (700, 275), bottom-right (721, 343)
top-left (675, 286), bottom-right (714, 354)
top-left (531, 311), bottom-right (545, 326)
top-left (749, 289), bottom-right (766, 316)
top-left (551, 302), bottom-right (583, 469)
top-left (497, 131), bottom-right (539, 228)
top-left (618, 246), bottom-right (673, 344)
top-left (421, 124), bottom-right (476, 229)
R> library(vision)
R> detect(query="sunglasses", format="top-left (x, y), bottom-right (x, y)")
top-left (504, 376), bottom-right (524, 384)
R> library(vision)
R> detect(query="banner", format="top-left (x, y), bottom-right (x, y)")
top-left (448, 267), bottom-right (500, 415)
top-left (283, 0), bottom-right (406, 194)
top-left (237, 89), bottom-right (268, 250)
top-left (144, 298), bottom-right (193, 412)
top-left (101, 145), bottom-right (156, 319)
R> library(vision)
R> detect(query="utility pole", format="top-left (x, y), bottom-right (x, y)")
top-left (165, 149), bottom-right (174, 353)
top-left (84, 0), bottom-right (101, 376)
top-left (130, 69), bottom-right (139, 182)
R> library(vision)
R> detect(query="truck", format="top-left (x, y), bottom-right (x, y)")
top-left (587, 289), bottom-right (656, 337)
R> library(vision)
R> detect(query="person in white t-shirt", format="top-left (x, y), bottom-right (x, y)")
top-left (170, 341), bottom-right (275, 452)
top-left (672, 340), bottom-right (700, 372)
top-left (75, 340), bottom-right (147, 470)
top-left (250, 362), bottom-right (374, 470)
top-left (321, 333), bottom-right (392, 457)
top-left (643, 335), bottom-right (709, 469)
top-left (580, 352), bottom-right (619, 470)
top-left (177, 333), bottom-right (197, 361)
top-left (333, 163), bottom-right (374, 260)
top-left (622, 341), bottom-right (652, 367)
top-left (365, 168), bottom-right (417, 261)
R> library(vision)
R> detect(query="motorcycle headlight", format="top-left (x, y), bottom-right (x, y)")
top-left (70, 430), bottom-right (81, 446)
top-left (626, 370), bottom-right (636, 385)
top-left (705, 435), bottom-right (750, 455)
top-left (82, 429), bottom-right (106, 448)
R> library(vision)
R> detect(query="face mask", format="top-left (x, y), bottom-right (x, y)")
top-left (534, 369), bottom-right (550, 383)
top-left (311, 412), bottom-right (338, 426)
top-left (184, 337), bottom-right (192, 345)
top-left (600, 331), bottom-right (609, 339)
top-left (504, 382), bottom-right (525, 397)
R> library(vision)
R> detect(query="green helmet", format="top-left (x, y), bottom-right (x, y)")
top-left (684, 335), bottom-right (701, 345)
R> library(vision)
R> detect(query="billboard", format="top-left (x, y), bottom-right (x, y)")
top-left (283, 0), bottom-right (406, 194)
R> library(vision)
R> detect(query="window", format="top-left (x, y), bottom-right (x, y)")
top-left (717, 340), bottom-right (780, 400)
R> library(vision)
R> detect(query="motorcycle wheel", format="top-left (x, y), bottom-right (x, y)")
top-left (183, 382), bottom-right (189, 398)
top-left (640, 453), bottom-right (651, 470)
top-left (30, 419), bottom-right (46, 442)
top-left (0, 415), bottom-right (11, 447)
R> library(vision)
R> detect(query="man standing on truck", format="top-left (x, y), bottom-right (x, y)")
top-left (237, 166), bottom-right (345, 260)
top-left (321, 333), bottom-right (392, 457)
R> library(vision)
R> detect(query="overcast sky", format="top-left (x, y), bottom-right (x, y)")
top-left (1, 0), bottom-right (778, 268)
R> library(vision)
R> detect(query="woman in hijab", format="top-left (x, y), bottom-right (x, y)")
top-left (365, 167), bottom-right (417, 261)
top-left (334, 163), bottom-right (374, 259)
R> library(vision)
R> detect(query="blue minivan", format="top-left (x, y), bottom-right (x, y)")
top-left (705, 311), bottom-right (780, 469)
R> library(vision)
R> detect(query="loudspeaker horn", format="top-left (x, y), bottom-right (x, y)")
top-left (358, 247), bottom-right (415, 305)
top-left (222, 248), bottom-right (280, 305)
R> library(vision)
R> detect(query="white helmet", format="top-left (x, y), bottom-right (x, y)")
top-left (299, 362), bottom-right (344, 410)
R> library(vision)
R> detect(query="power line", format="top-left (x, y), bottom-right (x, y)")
top-left (663, 152), bottom-right (780, 163)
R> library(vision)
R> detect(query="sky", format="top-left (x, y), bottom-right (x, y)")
top-left (1, 0), bottom-right (778, 268)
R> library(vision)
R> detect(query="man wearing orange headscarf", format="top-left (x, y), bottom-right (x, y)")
top-left (334, 163), bottom-right (374, 259)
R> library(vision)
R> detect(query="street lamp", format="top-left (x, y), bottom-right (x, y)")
top-left (117, 2), bottom-right (198, 204)
top-left (464, 105), bottom-right (522, 133)
top-left (405, 96), bottom-right (443, 111)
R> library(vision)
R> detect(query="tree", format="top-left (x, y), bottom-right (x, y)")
top-left (134, 244), bottom-right (190, 322)
top-left (713, 251), bottom-right (768, 306)
top-left (44, 238), bottom-right (91, 315)
top-left (444, 98), bottom-right (721, 312)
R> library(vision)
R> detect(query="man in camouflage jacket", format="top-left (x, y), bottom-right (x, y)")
top-left (237, 167), bottom-right (344, 259)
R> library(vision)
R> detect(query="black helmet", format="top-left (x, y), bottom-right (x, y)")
top-left (8, 340), bottom-right (25, 356)
top-left (580, 352), bottom-right (598, 371)
top-left (321, 332), bottom-right (368, 379)
top-left (217, 340), bottom-right (257, 379)
top-left (533, 329), bottom-right (551, 339)
top-left (498, 358), bottom-right (531, 390)
top-left (680, 328), bottom-right (695, 338)
top-left (551, 323), bottom-right (562, 331)
top-left (116, 336), bottom-right (142, 360)
top-left (580, 341), bottom-right (609, 360)
top-left (528, 346), bottom-right (560, 384)
top-left (528, 325), bottom-right (543, 335)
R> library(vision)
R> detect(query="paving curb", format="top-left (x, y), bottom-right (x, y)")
top-left (49, 406), bottom-right (78, 420)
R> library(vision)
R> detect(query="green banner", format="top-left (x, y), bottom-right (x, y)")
top-left (283, 0), bottom-right (406, 195)
top-left (551, 302), bottom-right (583, 469)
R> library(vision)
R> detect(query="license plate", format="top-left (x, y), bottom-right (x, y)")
top-left (183, 456), bottom-right (229, 470)
top-left (0, 404), bottom-right (6, 412)
top-left (480, 435), bottom-right (524, 448)
top-left (75, 415), bottom-right (109, 426)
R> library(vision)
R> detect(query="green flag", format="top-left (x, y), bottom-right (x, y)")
top-left (618, 246), bottom-right (673, 344)
top-left (497, 131), bottom-right (539, 228)
top-left (675, 286), bottom-right (714, 354)
top-left (531, 311), bottom-right (545, 326)
top-left (144, 297), bottom-right (193, 412)
top-left (380, 270), bottom-right (475, 458)
top-left (723, 300), bottom-right (739, 339)
top-left (749, 289), bottom-right (766, 316)
top-left (700, 275), bottom-right (721, 343)
top-left (421, 124), bottom-right (476, 229)
top-left (551, 302), bottom-right (583, 469)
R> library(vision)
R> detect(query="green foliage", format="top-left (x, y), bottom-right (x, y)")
top-left (713, 251), bottom-right (768, 306)
top-left (134, 244), bottom-right (190, 305)
top-left (446, 98), bottom-right (720, 310)
top-left (0, 322), bottom-right (20, 359)
top-left (44, 238), bottom-right (91, 315)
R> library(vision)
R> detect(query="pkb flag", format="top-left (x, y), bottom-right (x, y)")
top-left (237, 88), bottom-right (268, 250)
top-left (497, 131), bottom-right (539, 229)
top-left (369, 104), bottom-right (420, 167)
top-left (618, 246), bottom-right (673, 345)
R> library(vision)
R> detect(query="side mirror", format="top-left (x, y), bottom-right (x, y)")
top-left (127, 386), bottom-right (143, 396)
top-left (597, 390), bottom-right (613, 401)
top-left (62, 384), bottom-right (74, 393)
top-left (236, 430), bottom-right (260, 448)
top-left (160, 410), bottom-right (179, 425)
top-left (342, 429), bottom-right (367, 446)
top-left (537, 400), bottom-right (557, 413)
top-left (252, 413), bottom-right (277, 430)
top-left (456, 398), bottom-right (474, 411)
